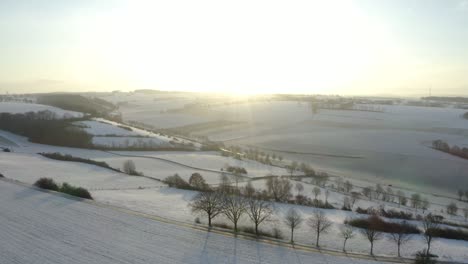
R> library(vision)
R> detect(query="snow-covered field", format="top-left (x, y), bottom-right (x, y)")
top-left (94, 186), bottom-right (468, 262)
top-left (1, 180), bottom-right (399, 264)
top-left (101, 93), bottom-right (468, 193)
top-left (1, 95), bottom-right (468, 262)
top-left (0, 102), bottom-right (83, 118)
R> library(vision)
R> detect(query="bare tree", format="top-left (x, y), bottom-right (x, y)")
top-left (122, 160), bottom-right (137, 175)
top-left (340, 225), bottom-right (355, 252)
top-left (389, 221), bottom-right (414, 257)
top-left (222, 194), bottom-right (247, 232)
top-left (411, 193), bottom-right (422, 210)
top-left (242, 181), bottom-right (256, 197)
top-left (397, 190), bottom-right (407, 207)
top-left (246, 198), bottom-right (274, 236)
top-left (447, 202), bottom-right (458, 215)
top-left (190, 191), bottom-right (223, 227)
top-left (350, 192), bottom-right (359, 209)
top-left (344, 180), bottom-right (353, 193)
top-left (422, 198), bottom-right (430, 214)
top-left (219, 174), bottom-right (232, 194)
top-left (308, 210), bottom-right (332, 247)
top-left (458, 189), bottom-right (464, 201)
top-left (361, 216), bottom-right (384, 255)
top-left (287, 161), bottom-right (298, 176)
top-left (325, 189), bottom-right (330, 205)
top-left (422, 214), bottom-right (440, 258)
top-left (283, 208), bottom-right (303, 243)
top-left (312, 187), bottom-right (321, 200)
top-left (362, 186), bottom-right (373, 200)
top-left (266, 177), bottom-right (292, 202)
top-left (295, 182), bottom-right (304, 195)
top-left (189, 173), bottom-right (208, 190)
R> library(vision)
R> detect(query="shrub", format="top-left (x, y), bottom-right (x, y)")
top-left (414, 250), bottom-right (438, 264)
top-left (212, 222), bottom-right (230, 229)
top-left (194, 217), bottom-right (201, 224)
top-left (0, 173), bottom-right (4, 178)
top-left (429, 227), bottom-right (468, 241)
top-left (272, 227), bottom-right (284, 239)
top-left (164, 174), bottom-right (192, 189)
top-left (60, 182), bottom-right (93, 200)
top-left (241, 227), bottom-right (276, 238)
top-left (345, 215), bottom-right (420, 234)
top-left (40, 153), bottom-right (119, 172)
top-left (34, 178), bottom-right (59, 191)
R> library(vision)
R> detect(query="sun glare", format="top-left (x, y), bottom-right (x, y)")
top-left (75, 0), bottom-right (400, 95)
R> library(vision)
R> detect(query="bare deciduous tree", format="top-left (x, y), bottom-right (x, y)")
top-left (422, 214), bottom-right (440, 258)
top-left (189, 173), bottom-right (208, 190)
top-left (283, 208), bottom-right (303, 243)
top-left (344, 180), bottom-right (353, 193)
top-left (446, 202), bottom-right (458, 215)
top-left (361, 216), bottom-right (384, 255)
top-left (122, 160), bottom-right (136, 175)
top-left (222, 194), bottom-right (247, 232)
top-left (389, 220), bottom-right (414, 257)
top-left (308, 210), bottom-right (332, 247)
top-left (246, 198), bottom-right (274, 236)
top-left (340, 225), bottom-right (355, 252)
top-left (295, 182), bottom-right (304, 195)
top-left (243, 181), bottom-right (256, 197)
top-left (190, 191), bottom-right (223, 227)
top-left (266, 177), bottom-right (292, 202)
top-left (312, 187), bottom-right (321, 200)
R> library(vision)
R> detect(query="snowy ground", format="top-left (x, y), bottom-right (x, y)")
top-left (93, 186), bottom-right (468, 262)
top-left (0, 180), bottom-right (399, 264)
top-left (101, 93), bottom-right (468, 193)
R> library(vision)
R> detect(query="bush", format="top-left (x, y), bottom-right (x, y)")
top-left (164, 174), bottom-right (192, 190)
top-left (429, 227), bottom-right (468, 241)
top-left (345, 215), bottom-right (420, 234)
top-left (194, 217), bottom-right (201, 224)
top-left (212, 222), bottom-right (230, 229)
top-left (414, 250), bottom-right (438, 264)
top-left (0, 173), bottom-right (4, 178)
top-left (272, 227), bottom-right (284, 239)
top-left (33, 178), bottom-right (93, 199)
top-left (60, 182), bottom-right (93, 200)
top-left (241, 227), bottom-right (277, 238)
top-left (34, 178), bottom-right (59, 191)
top-left (40, 153), bottom-right (119, 172)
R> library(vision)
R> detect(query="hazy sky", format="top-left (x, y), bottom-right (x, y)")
top-left (1, 0), bottom-right (467, 96)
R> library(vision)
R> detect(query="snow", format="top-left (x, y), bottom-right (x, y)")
top-left (74, 118), bottom-right (200, 148)
top-left (0, 102), bottom-right (83, 118)
top-left (0, 180), bottom-right (396, 264)
top-left (94, 187), bottom-right (468, 262)
top-left (0, 152), bottom-right (161, 190)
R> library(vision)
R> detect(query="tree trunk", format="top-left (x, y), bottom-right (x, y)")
top-left (255, 223), bottom-right (259, 236)
top-left (234, 221), bottom-right (238, 233)
top-left (316, 232), bottom-right (320, 247)
top-left (426, 239), bottom-right (431, 257)
top-left (370, 241), bottom-right (374, 255)
top-left (208, 216), bottom-right (212, 227)
top-left (397, 241), bottom-right (401, 257)
top-left (290, 227), bottom-right (294, 243)
top-left (343, 239), bottom-right (347, 252)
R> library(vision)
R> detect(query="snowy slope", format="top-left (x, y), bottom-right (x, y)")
top-left (0, 180), bottom-right (395, 264)
top-left (0, 102), bottom-right (83, 118)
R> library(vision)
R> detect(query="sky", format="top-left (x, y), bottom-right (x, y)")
top-left (0, 0), bottom-right (467, 96)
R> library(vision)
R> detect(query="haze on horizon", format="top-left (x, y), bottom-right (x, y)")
top-left (1, 0), bottom-right (468, 96)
